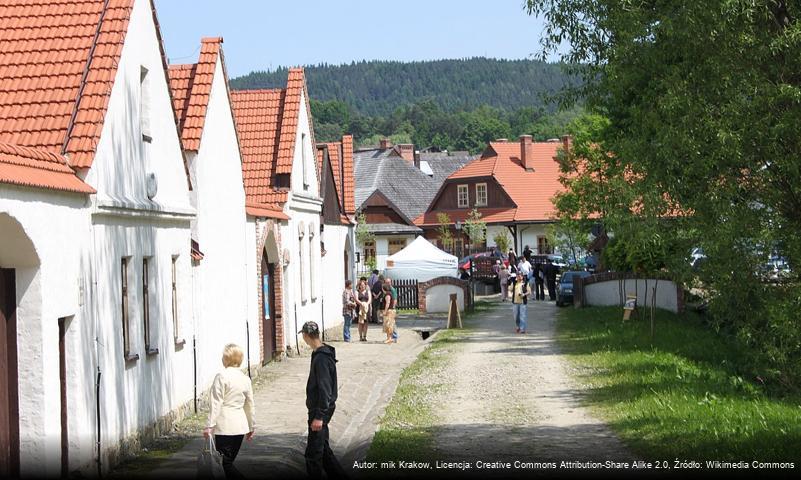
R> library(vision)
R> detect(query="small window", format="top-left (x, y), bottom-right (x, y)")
top-left (388, 238), bottom-right (407, 255)
top-left (363, 241), bottom-right (376, 264)
top-left (140, 66), bottom-right (151, 142)
top-left (537, 236), bottom-right (553, 255)
top-left (121, 257), bottom-right (137, 361)
top-left (299, 223), bottom-right (307, 302)
top-left (171, 256), bottom-right (184, 347)
top-left (302, 133), bottom-right (309, 190)
top-left (309, 226), bottom-right (317, 300)
top-left (143, 258), bottom-right (158, 355)
top-left (476, 183), bottom-right (488, 207)
top-left (457, 184), bottom-right (469, 208)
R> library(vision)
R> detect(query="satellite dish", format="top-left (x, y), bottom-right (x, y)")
top-left (146, 172), bottom-right (158, 199)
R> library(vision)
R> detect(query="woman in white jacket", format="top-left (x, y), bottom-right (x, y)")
top-left (203, 344), bottom-right (255, 479)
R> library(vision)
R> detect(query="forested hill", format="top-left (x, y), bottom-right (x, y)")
top-left (230, 57), bottom-right (574, 116)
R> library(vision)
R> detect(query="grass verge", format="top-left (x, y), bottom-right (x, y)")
top-left (366, 300), bottom-right (492, 463)
top-left (557, 306), bottom-right (801, 462)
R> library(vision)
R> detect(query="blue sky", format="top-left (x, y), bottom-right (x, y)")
top-left (154, 0), bottom-right (551, 77)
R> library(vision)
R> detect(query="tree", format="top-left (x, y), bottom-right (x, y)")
top-left (436, 212), bottom-right (454, 251)
top-left (493, 230), bottom-right (512, 255)
top-left (355, 213), bottom-right (374, 247)
top-left (462, 209), bottom-right (487, 249)
top-left (547, 219), bottom-right (590, 268)
top-left (528, 0), bottom-right (801, 388)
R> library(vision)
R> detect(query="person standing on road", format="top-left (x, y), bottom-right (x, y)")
top-left (498, 264), bottom-right (510, 302)
top-left (508, 249), bottom-right (518, 275)
top-left (385, 277), bottom-right (400, 343)
top-left (300, 322), bottom-right (348, 479)
top-left (523, 245), bottom-right (532, 264)
top-left (368, 269), bottom-right (379, 290)
top-left (544, 259), bottom-right (559, 301)
top-left (517, 256), bottom-right (532, 284)
top-left (508, 271), bottom-right (529, 334)
top-left (370, 274), bottom-right (384, 324)
top-left (203, 344), bottom-right (255, 480)
top-left (342, 280), bottom-right (356, 342)
top-left (355, 277), bottom-right (372, 342)
top-left (533, 262), bottom-right (545, 301)
top-left (381, 284), bottom-right (397, 344)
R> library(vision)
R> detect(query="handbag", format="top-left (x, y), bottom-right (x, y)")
top-left (196, 435), bottom-right (226, 480)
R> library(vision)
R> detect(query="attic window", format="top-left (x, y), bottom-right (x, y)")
top-left (419, 160), bottom-right (434, 177)
top-left (476, 183), bottom-right (488, 207)
top-left (140, 66), bottom-right (151, 142)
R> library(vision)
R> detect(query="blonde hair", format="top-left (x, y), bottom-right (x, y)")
top-left (222, 343), bottom-right (244, 368)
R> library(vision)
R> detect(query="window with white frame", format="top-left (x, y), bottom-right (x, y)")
top-left (309, 225), bottom-right (317, 300)
top-left (140, 66), bottom-right (151, 141)
top-left (171, 256), bottom-right (184, 347)
top-left (299, 222), bottom-right (307, 302)
top-left (457, 184), bottom-right (469, 208)
top-left (476, 183), bottom-right (488, 206)
top-left (143, 257), bottom-right (158, 355)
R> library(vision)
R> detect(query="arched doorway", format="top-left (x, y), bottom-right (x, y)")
top-left (260, 252), bottom-right (277, 363)
top-left (0, 213), bottom-right (40, 478)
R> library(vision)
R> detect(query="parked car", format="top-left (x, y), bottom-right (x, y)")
top-left (458, 250), bottom-right (509, 271)
top-left (556, 271), bottom-right (591, 307)
top-left (547, 254), bottom-right (568, 269)
top-left (583, 254), bottom-right (599, 273)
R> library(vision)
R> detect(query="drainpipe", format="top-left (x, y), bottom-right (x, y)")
top-left (88, 210), bottom-right (103, 477)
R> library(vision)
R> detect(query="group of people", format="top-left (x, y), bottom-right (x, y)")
top-left (203, 321), bottom-right (347, 479)
top-left (496, 245), bottom-right (561, 334)
top-left (341, 270), bottom-right (399, 344)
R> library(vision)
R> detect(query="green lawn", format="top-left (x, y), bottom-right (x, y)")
top-left (557, 306), bottom-right (801, 462)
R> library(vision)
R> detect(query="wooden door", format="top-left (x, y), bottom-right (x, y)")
top-left (58, 318), bottom-right (68, 477)
top-left (261, 256), bottom-right (276, 363)
top-left (0, 268), bottom-right (19, 477)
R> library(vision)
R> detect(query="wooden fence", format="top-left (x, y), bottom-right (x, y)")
top-left (393, 279), bottom-right (419, 310)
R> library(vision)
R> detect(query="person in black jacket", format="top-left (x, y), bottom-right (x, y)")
top-left (370, 274), bottom-right (384, 324)
top-left (544, 259), bottom-right (559, 301)
top-left (300, 321), bottom-right (347, 479)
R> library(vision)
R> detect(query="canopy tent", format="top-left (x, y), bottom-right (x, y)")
top-left (384, 236), bottom-right (458, 281)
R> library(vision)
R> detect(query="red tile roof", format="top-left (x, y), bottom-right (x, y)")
top-left (0, 0), bottom-right (134, 169)
top-left (0, 142), bottom-right (95, 194)
top-left (325, 141), bottom-right (342, 205)
top-left (231, 68), bottom-right (315, 216)
top-left (416, 140), bottom-right (564, 225)
top-left (341, 135), bottom-right (355, 215)
top-left (167, 37), bottom-right (222, 151)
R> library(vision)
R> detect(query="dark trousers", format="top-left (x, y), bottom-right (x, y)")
top-left (305, 419), bottom-right (347, 479)
top-left (547, 280), bottom-right (557, 300)
top-left (370, 299), bottom-right (381, 323)
top-left (534, 280), bottom-right (545, 300)
top-left (215, 434), bottom-right (245, 480)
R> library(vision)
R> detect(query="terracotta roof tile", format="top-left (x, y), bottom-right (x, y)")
top-left (166, 38), bottom-right (223, 151)
top-left (325, 141), bottom-right (342, 207)
top-left (422, 140), bottom-right (563, 224)
top-left (0, 0), bottom-right (134, 170)
top-left (341, 134), bottom-right (355, 215)
top-left (231, 88), bottom-right (287, 209)
top-left (0, 141), bottom-right (94, 193)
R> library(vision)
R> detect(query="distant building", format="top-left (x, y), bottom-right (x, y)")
top-left (415, 135), bottom-right (570, 256)
top-left (353, 139), bottom-right (474, 270)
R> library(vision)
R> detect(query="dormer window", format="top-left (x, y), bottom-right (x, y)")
top-left (457, 184), bottom-right (469, 208)
top-left (476, 183), bottom-right (488, 207)
top-left (140, 66), bottom-right (151, 142)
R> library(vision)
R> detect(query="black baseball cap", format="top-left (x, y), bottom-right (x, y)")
top-left (299, 321), bottom-right (320, 335)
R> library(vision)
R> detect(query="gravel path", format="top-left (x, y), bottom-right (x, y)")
top-left (432, 300), bottom-right (633, 465)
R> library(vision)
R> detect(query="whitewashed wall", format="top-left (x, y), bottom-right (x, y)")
top-left (320, 224), bottom-right (350, 337)
top-left (358, 234), bottom-right (416, 271)
top-left (584, 279), bottom-right (681, 313)
top-left (76, 0), bottom-right (195, 472)
top-left (0, 188), bottom-right (88, 478)
top-left (189, 55), bottom-right (251, 389)
top-left (425, 284), bottom-right (465, 313)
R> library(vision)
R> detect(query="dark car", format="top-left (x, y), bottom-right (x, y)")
top-left (556, 271), bottom-right (591, 307)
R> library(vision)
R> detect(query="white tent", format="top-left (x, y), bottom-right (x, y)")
top-left (384, 236), bottom-right (459, 281)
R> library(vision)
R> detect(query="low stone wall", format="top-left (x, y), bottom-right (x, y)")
top-left (417, 277), bottom-right (469, 314)
top-left (573, 272), bottom-right (685, 314)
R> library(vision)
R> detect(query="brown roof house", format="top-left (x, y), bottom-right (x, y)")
top-left (353, 139), bottom-right (474, 271)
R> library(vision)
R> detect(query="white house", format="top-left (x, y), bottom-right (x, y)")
top-left (167, 38), bottom-right (259, 394)
top-left (232, 68), bottom-right (350, 359)
top-left (0, 0), bottom-right (197, 475)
